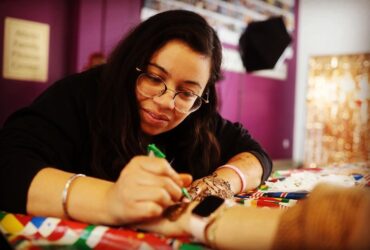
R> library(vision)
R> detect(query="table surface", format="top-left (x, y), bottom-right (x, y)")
top-left (1, 162), bottom-right (369, 250)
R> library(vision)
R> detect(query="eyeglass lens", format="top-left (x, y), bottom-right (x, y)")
top-left (137, 73), bottom-right (202, 113)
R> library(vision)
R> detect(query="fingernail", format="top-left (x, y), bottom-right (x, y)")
top-left (182, 197), bottom-right (191, 203)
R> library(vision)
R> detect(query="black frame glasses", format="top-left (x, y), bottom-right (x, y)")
top-left (135, 67), bottom-right (209, 113)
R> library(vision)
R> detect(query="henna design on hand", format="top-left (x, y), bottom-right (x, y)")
top-left (188, 173), bottom-right (233, 201)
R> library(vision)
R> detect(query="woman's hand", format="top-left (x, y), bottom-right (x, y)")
top-left (187, 173), bottom-right (234, 201)
top-left (104, 155), bottom-right (192, 225)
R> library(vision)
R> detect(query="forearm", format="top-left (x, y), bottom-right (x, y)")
top-left (27, 167), bottom-right (115, 225)
top-left (136, 201), bottom-right (283, 250)
top-left (206, 205), bottom-right (282, 250)
top-left (215, 152), bottom-right (263, 193)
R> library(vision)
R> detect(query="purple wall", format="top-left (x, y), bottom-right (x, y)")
top-left (218, 63), bottom-right (296, 159)
top-left (0, 0), bottom-right (73, 125)
top-left (76, 0), bottom-right (141, 72)
top-left (0, 0), bottom-right (141, 125)
top-left (0, 0), bottom-right (298, 159)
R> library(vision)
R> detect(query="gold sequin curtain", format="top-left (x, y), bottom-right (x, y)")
top-left (304, 54), bottom-right (370, 167)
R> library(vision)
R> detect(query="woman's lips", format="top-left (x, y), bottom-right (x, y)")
top-left (146, 110), bottom-right (170, 121)
top-left (142, 108), bottom-right (170, 125)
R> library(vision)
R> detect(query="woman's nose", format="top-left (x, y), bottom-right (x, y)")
top-left (153, 90), bottom-right (176, 110)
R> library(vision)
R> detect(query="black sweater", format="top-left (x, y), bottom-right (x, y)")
top-left (0, 66), bottom-right (272, 213)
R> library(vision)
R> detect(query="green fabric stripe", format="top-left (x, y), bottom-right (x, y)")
top-left (73, 225), bottom-right (95, 250)
top-left (179, 243), bottom-right (206, 250)
top-left (0, 211), bottom-right (6, 220)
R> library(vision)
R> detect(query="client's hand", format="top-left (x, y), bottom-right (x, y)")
top-left (132, 201), bottom-right (198, 237)
top-left (187, 173), bottom-right (234, 201)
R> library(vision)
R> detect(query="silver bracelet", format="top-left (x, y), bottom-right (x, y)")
top-left (62, 173), bottom-right (86, 219)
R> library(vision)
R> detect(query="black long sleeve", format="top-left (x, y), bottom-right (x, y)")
top-left (0, 67), bottom-right (100, 213)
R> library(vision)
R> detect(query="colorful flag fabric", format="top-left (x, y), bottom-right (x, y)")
top-left (0, 211), bottom-right (191, 250)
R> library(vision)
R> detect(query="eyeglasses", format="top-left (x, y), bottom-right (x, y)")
top-left (136, 67), bottom-right (209, 113)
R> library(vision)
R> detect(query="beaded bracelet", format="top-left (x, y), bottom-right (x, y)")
top-left (62, 174), bottom-right (86, 219)
top-left (217, 164), bottom-right (247, 193)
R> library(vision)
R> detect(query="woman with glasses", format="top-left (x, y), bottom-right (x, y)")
top-left (0, 10), bottom-right (272, 225)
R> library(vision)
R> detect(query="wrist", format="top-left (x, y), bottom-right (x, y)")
top-left (68, 176), bottom-right (116, 225)
top-left (215, 168), bottom-right (240, 194)
top-left (204, 204), bottom-right (233, 249)
top-left (216, 165), bottom-right (247, 193)
top-left (99, 183), bottom-right (120, 225)
top-left (62, 174), bottom-right (86, 219)
top-left (188, 195), bottom-right (235, 243)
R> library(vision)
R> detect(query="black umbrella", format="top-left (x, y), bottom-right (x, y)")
top-left (239, 16), bottom-right (292, 72)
